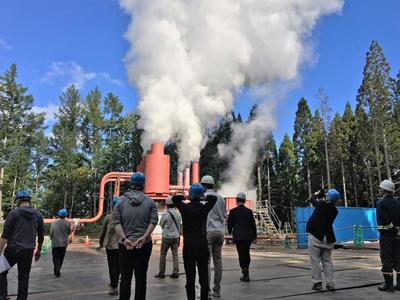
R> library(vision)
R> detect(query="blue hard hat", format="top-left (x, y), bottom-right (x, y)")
top-left (15, 190), bottom-right (31, 201)
top-left (58, 209), bottom-right (67, 218)
top-left (326, 189), bottom-right (340, 202)
top-left (189, 184), bottom-right (205, 198)
top-left (112, 197), bottom-right (119, 208)
top-left (130, 172), bottom-right (145, 187)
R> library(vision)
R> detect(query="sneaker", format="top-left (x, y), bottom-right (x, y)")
top-left (212, 290), bottom-right (221, 297)
top-left (154, 273), bottom-right (165, 279)
top-left (197, 293), bottom-right (212, 299)
top-left (312, 282), bottom-right (323, 291)
top-left (170, 273), bottom-right (179, 279)
top-left (326, 284), bottom-right (335, 291)
top-left (108, 287), bottom-right (118, 296)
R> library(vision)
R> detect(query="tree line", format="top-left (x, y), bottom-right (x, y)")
top-left (0, 41), bottom-right (399, 226)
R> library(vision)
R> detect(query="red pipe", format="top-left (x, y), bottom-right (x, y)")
top-left (191, 161), bottom-right (199, 184)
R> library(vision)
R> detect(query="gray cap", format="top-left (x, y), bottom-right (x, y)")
top-left (201, 175), bottom-right (214, 185)
top-left (236, 192), bottom-right (246, 200)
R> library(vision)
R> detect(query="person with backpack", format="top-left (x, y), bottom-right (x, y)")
top-left (155, 196), bottom-right (182, 279)
top-left (306, 189), bottom-right (339, 291)
top-left (50, 208), bottom-right (72, 278)
top-left (0, 191), bottom-right (44, 300)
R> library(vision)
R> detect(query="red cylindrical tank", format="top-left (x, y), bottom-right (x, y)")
top-left (191, 161), bottom-right (199, 184)
top-left (184, 167), bottom-right (190, 189)
top-left (225, 197), bottom-right (254, 212)
top-left (143, 144), bottom-right (170, 199)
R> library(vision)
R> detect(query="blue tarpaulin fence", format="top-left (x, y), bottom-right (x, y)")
top-left (295, 206), bottom-right (379, 249)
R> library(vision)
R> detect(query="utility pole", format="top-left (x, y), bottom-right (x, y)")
top-left (0, 136), bottom-right (7, 221)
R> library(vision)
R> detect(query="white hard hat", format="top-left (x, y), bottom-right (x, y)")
top-left (201, 175), bottom-right (214, 186)
top-left (236, 192), bottom-right (246, 200)
top-left (165, 196), bottom-right (173, 205)
top-left (379, 180), bottom-right (395, 193)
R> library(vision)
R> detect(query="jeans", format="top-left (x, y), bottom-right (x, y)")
top-left (380, 235), bottom-right (400, 273)
top-left (0, 247), bottom-right (34, 300)
top-left (119, 242), bottom-right (152, 300)
top-left (235, 241), bottom-right (251, 269)
top-left (158, 237), bottom-right (179, 275)
top-left (308, 234), bottom-right (335, 286)
top-left (183, 238), bottom-right (209, 300)
top-left (207, 231), bottom-right (224, 292)
top-left (52, 247), bottom-right (67, 276)
top-left (106, 249), bottom-right (120, 288)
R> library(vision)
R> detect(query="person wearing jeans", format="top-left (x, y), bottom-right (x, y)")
top-left (112, 173), bottom-right (158, 300)
top-left (50, 209), bottom-right (71, 278)
top-left (227, 192), bottom-right (257, 282)
top-left (201, 175), bottom-right (226, 298)
top-left (0, 191), bottom-right (44, 300)
top-left (155, 196), bottom-right (181, 279)
top-left (98, 197), bottom-right (120, 295)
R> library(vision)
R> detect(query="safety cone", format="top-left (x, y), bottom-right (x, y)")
top-left (84, 235), bottom-right (90, 247)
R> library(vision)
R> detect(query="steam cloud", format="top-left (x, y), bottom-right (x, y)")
top-left (120, 0), bottom-right (343, 192)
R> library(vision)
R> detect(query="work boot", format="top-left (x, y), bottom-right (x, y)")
top-left (377, 274), bottom-right (395, 292)
top-left (396, 273), bottom-right (400, 291)
top-left (311, 282), bottom-right (323, 291)
top-left (154, 273), bottom-right (165, 279)
top-left (326, 284), bottom-right (335, 291)
top-left (108, 287), bottom-right (118, 296)
top-left (211, 289), bottom-right (221, 297)
top-left (169, 273), bottom-right (179, 279)
top-left (240, 268), bottom-right (250, 282)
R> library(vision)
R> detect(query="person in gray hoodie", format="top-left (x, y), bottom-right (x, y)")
top-left (112, 172), bottom-right (158, 300)
top-left (98, 197), bottom-right (120, 296)
top-left (50, 208), bottom-right (71, 278)
top-left (201, 175), bottom-right (226, 298)
top-left (0, 191), bottom-right (44, 300)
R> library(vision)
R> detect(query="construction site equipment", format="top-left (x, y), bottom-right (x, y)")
top-left (255, 199), bottom-right (281, 236)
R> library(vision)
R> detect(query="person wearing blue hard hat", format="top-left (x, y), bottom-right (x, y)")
top-left (172, 183), bottom-right (217, 300)
top-left (306, 189), bottom-right (339, 291)
top-left (0, 190), bottom-right (44, 300)
top-left (98, 196), bottom-right (121, 296)
top-left (50, 208), bottom-right (72, 278)
top-left (376, 179), bottom-right (400, 292)
top-left (112, 172), bottom-right (158, 300)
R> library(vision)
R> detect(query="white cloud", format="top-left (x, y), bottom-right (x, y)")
top-left (41, 61), bottom-right (123, 90)
top-left (0, 38), bottom-right (12, 50)
top-left (32, 103), bottom-right (59, 123)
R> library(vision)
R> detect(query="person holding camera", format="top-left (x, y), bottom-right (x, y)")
top-left (306, 189), bottom-right (339, 291)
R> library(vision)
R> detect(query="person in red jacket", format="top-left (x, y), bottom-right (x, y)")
top-left (227, 192), bottom-right (257, 282)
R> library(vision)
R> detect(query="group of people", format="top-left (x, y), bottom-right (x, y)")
top-left (306, 179), bottom-right (400, 293)
top-left (0, 174), bottom-right (399, 300)
top-left (98, 173), bottom-right (257, 300)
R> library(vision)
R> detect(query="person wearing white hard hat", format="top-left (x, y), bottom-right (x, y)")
top-left (376, 179), bottom-right (400, 292)
top-left (201, 175), bottom-right (226, 298)
top-left (227, 192), bottom-right (257, 282)
top-left (155, 196), bottom-right (182, 279)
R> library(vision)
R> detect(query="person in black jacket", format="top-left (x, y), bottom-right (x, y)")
top-left (172, 184), bottom-right (217, 300)
top-left (0, 191), bottom-right (44, 300)
top-left (306, 189), bottom-right (339, 291)
top-left (376, 179), bottom-right (400, 292)
top-left (227, 192), bottom-right (257, 282)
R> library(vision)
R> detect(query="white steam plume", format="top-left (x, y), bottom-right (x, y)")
top-left (120, 0), bottom-right (343, 169)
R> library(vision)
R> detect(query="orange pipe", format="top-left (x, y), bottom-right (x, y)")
top-left (191, 161), bottom-right (199, 184)
top-left (184, 167), bottom-right (190, 189)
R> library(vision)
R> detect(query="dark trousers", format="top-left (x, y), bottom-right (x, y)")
top-left (0, 247), bottom-right (34, 300)
top-left (380, 236), bottom-right (400, 273)
top-left (106, 249), bottom-right (120, 288)
top-left (52, 247), bottom-right (67, 276)
top-left (235, 241), bottom-right (251, 269)
top-left (183, 240), bottom-right (209, 300)
top-left (119, 242), bottom-right (152, 300)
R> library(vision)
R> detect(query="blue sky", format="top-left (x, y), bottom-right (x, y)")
top-left (1, 0), bottom-right (399, 145)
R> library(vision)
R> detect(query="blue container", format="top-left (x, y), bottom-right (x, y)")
top-left (295, 206), bottom-right (379, 249)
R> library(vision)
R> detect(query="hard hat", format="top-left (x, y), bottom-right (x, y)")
top-left (131, 172), bottom-right (145, 187)
top-left (379, 179), bottom-right (395, 193)
top-left (58, 209), bottom-right (67, 218)
top-left (15, 190), bottom-right (31, 201)
top-left (236, 192), bottom-right (246, 200)
top-left (326, 189), bottom-right (340, 203)
top-left (112, 197), bottom-right (119, 208)
top-left (201, 175), bottom-right (214, 186)
top-left (189, 184), bottom-right (205, 198)
top-left (165, 196), bottom-right (173, 205)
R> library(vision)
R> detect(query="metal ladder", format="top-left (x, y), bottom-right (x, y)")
top-left (255, 199), bottom-right (281, 236)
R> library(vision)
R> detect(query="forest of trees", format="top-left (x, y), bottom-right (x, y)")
top-left (0, 41), bottom-right (399, 226)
